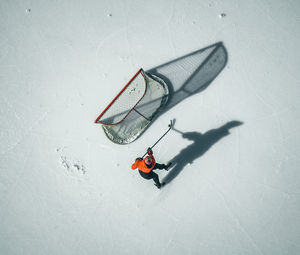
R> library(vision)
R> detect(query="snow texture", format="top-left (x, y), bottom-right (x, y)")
top-left (1, 0), bottom-right (300, 254)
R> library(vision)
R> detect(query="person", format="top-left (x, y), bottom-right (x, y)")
top-left (131, 147), bottom-right (171, 189)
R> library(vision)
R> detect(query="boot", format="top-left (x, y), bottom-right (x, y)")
top-left (164, 162), bottom-right (172, 171)
top-left (154, 182), bottom-right (165, 189)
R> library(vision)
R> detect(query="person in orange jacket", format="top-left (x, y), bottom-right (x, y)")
top-left (131, 147), bottom-right (171, 189)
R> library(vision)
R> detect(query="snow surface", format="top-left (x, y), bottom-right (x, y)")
top-left (1, 0), bottom-right (300, 254)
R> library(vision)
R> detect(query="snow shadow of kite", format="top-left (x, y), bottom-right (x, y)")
top-left (162, 120), bottom-right (243, 185)
top-left (147, 41), bottom-right (228, 116)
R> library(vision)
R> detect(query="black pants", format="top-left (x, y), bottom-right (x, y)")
top-left (139, 163), bottom-right (166, 187)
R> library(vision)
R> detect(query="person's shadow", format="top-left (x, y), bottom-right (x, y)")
top-left (163, 120), bottom-right (243, 185)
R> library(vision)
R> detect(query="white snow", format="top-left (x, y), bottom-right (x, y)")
top-left (1, 0), bottom-right (300, 254)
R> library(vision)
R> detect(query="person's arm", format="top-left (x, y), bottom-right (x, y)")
top-left (131, 158), bottom-right (142, 170)
top-left (147, 147), bottom-right (153, 155)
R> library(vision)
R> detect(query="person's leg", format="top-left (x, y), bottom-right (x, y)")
top-left (153, 163), bottom-right (166, 170)
top-left (151, 171), bottom-right (161, 188)
top-left (139, 170), bottom-right (164, 188)
top-left (153, 163), bottom-right (172, 170)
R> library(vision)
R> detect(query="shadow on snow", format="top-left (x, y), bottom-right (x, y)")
top-left (147, 41), bottom-right (228, 116)
top-left (162, 120), bottom-right (243, 185)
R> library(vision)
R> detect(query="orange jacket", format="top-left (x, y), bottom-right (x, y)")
top-left (131, 154), bottom-right (156, 173)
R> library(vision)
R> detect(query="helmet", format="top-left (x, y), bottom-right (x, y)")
top-left (145, 156), bottom-right (153, 168)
